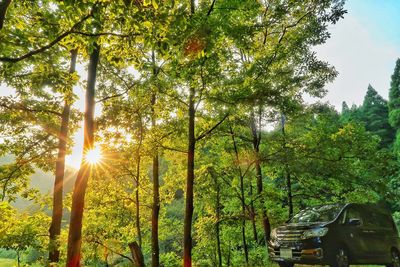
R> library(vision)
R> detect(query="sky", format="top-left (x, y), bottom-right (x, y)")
top-left (314, 0), bottom-right (400, 109)
top-left (1, 0), bottom-right (400, 168)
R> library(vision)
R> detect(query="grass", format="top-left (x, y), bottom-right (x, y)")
top-left (0, 258), bottom-right (42, 267)
top-left (0, 258), bottom-right (16, 267)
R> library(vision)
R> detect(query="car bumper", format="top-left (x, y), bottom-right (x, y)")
top-left (268, 239), bottom-right (328, 264)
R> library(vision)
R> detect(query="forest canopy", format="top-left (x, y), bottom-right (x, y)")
top-left (0, 0), bottom-right (399, 266)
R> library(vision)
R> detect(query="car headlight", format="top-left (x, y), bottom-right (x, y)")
top-left (301, 227), bottom-right (328, 239)
top-left (271, 228), bottom-right (278, 240)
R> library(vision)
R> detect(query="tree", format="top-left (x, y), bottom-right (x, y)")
top-left (0, 202), bottom-right (50, 267)
top-left (361, 85), bottom-right (395, 148)
top-left (389, 59), bottom-right (400, 152)
top-left (66, 43), bottom-right (100, 266)
top-left (266, 104), bottom-right (395, 210)
top-left (48, 49), bottom-right (78, 264)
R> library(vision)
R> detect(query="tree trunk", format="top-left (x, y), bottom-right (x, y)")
top-left (286, 171), bottom-right (293, 219)
top-left (151, 99), bottom-right (160, 267)
top-left (281, 115), bottom-right (293, 219)
top-left (0, 0), bottom-right (11, 30)
top-left (136, 117), bottom-right (144, 248)
top-left (183, 86), bottom-right (195, 267)
top-left (250, 112), bottom-right (271, 244)
top-left (135, 134), bottom-right (142, 248)
top-left (229, 124), bottom-right (249, 264)
top-left (17, 250), bottom-right (20, 267)
top-left (183, 2), bottom-right (196, 266)
top-left (211, 169), bottom-right (222, 267)
top-left (49, 49), bottom-right (77, 264)
top-left (249, 184), bottom-right (258, 243)
top-left (151, 153), bottom-right (160, 266)
top-left (151, 51), bottom-right (160, 267)
top-left (254, 160), bottom-right (271, 242)
top-left (129, 241), bottom-right (145, 267)
top-left (66, 44), bottom-right (100, 266)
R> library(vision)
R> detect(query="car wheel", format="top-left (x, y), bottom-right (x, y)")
top-left (386, 249), bottom-right (400, 267)
top-left (330, 247), bottom-right (349, 267)
top-left (278, 262), bottom-right (294, 267)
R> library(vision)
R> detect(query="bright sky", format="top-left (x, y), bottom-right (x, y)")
top-left (1, 0), bottom-right (399, 169)
top-left (314, 0), bottom-right (400, 109)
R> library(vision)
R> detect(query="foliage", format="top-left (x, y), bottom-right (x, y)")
top-left (0, 0), bottom-right (399, 266)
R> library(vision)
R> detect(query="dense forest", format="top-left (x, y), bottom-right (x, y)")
top-left (0, 0), bottom-right (399, 266)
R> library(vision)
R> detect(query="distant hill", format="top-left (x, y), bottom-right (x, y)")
top-left (0, 155), bottom-right (78, 210)
top-left (13, 166), bottom-right (78, 211)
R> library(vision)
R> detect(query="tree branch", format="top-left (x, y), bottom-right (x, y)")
top-left (71, 30), bottom-right (138, 38)
top-left (196, 113), bottom-right (229, 141)
top-left (0, 102), bottom-right (62, 116)
top-left (0, 11), bottom-right (93, 63)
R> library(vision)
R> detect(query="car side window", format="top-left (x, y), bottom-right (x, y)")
top-left (363, 211), bottom-right (392, 228)
top-left (345, 207), bottom-right (363, 225)
top-left (362, 211), bottom-right (377, 227)
top-left (376, 213), bottom-right (395, 229)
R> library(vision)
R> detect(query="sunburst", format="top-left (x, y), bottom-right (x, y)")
top-left (84, 146), bottom-right (102, 165)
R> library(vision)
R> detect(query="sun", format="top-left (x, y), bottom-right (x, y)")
top-left (84, 146), bottom-right (102, 165)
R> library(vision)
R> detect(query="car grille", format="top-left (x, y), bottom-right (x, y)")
top-left (276, 229), bottom-right (304, 242)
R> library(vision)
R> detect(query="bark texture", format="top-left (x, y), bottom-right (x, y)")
top-left (49, 50), bottom-right (77, 263)
top-left (129, 241), bottom-right (145, 267)
top-left (183, 86), bottom-right (195, 267)
top-left (250, 112), bottom-right (271, 243)
top-left (66, 44), bottom-right (100, 266)
top-left (151, 88), bottom-right (160, 266)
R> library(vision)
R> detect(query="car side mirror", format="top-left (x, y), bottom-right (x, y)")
top-left (348, 218), bottom-right (361, 226)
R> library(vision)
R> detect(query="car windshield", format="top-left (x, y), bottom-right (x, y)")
top-left (290, 204), bottom-right (344, 223)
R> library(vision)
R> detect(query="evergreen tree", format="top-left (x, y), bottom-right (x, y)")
top-left (388, 59), bottom-right (400, 152)
top-left (361, 85), bottom-right (395, 148)
top-left (341, 101), bottom-right (349, 113)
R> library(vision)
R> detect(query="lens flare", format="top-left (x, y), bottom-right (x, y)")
top-left (84, 146), bottom-right (102, 165)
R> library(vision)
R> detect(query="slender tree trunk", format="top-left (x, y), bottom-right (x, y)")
top-left (66, 44), bottom-right (100, 266)
top-left (151, 152), bottom-right (160, 266)
top-left (254, 160), bottom-right (271, 241)
top-left (49, 49), bottom-right (77, 264)
top-left (151, 51), bottom-right (160, 267)
top-left (17, 250), bottom-right (20, 267)
top-left (239, 175), bottom-right (249, 263)
top-left (229, 124), bottom-right (249, 264)
top-left (129, 241), bottom-right (145, 267)
top-left (211, 170), bottom-right (222, 267)
top-left (249, 184), bottom-right (258, 243)
top-left (183, 86), bottom-right (195, 267)
top-left (281, 115), bottom-right (293, 219)
top-left (250, 112), bottom-right (271, 244)
top-left (286, 171), bottom-right (293, 219)
top-left (0, 0), bottom-right (11, 30)
top-left (135, 126), bottom-right (143, 248)
top-left (183, 1), bottom-right (196, 265)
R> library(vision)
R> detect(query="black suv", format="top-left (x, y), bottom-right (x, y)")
top-left (268, 203), bottom-right (400, 267)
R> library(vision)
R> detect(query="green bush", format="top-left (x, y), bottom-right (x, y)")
top-left (0, 248), bottom-right (17, 259)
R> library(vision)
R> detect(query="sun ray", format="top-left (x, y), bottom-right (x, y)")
top-left (84, 146), bottom-right (102, 165)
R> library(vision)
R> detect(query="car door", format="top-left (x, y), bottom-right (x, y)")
top-left (339, 206), bottom-right (370, 262)
top-left (372, 212), bottom-right (396, 261)
top-left (359, 210), bottom-right (383, 262)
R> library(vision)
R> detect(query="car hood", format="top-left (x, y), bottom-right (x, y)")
top-left (277, 222), bottom-right (328, 231)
